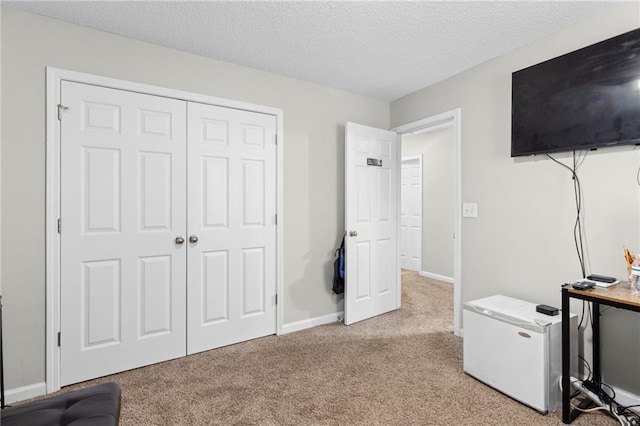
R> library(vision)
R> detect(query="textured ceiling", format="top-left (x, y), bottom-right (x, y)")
top-left (3, 1), bottom-right (624, 101)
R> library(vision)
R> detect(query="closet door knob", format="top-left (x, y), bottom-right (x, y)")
top-left (349, 231), bottom-right (358, 237)
top-left (189, 235), bottom-right (199, 243)
top-left (175, 236), bottom-right (185, 245)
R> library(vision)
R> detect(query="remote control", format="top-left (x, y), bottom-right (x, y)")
top-left (573, 282), bottom-right (595, 290)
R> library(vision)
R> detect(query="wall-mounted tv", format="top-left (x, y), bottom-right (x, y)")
top-left (511, 28), bottom-right (640, 157)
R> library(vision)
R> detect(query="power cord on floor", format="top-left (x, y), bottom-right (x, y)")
top-left (561, 357), bottom-right (640, 425)
top-left (618, 405), bottom-right (640, 424)
top-left (566, 378), bottom-right (640, 425)
top-left (563, 379), bottom-right (626, 426)
top-left (565, 301), bottom-right (640, 424)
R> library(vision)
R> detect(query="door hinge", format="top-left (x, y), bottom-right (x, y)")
top-left (57, 218), bottom-right (61, 234)
top-left (275, 214), bottom-right (277, 225)
top-left (57, 332), bottom-right (61, 347)
top-left (274, 135), bottom-right (278, 145)
top-left (275, 294), bottom-right (278, 305)
top-left (57, 104), bottom-right (69, 121)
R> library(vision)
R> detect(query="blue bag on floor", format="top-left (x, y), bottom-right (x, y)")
top-left (332, 237), bottom-right (345, 294)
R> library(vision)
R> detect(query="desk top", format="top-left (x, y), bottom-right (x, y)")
top-left (568, 281), bottom-right (640, 309)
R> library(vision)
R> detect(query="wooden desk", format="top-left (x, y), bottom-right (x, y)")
top-left (561, 282), bottom-right (640, 423)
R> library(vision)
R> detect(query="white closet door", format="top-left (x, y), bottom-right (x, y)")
top-left (60, 81), bottom-right (187, 385)
top-left (186, 102), bottom-right (277, 354)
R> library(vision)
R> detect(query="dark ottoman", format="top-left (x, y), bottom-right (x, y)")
top-left (1, 382), bottom-right (121, 426)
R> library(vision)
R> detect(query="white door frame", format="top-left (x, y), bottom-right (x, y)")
top-left (400, 155), bottom-right (422, 272)
top-left (45, 67), bottom-right (285, 393)
top-left (391, 108), bottom-right (462, 336)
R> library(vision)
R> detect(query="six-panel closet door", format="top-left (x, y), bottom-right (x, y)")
top-left (186, 102), bottom-right (277, 355)
top-left (60, 81), bottom-right (188, 385)
top-left (59, 81), bottom-right (277, 386)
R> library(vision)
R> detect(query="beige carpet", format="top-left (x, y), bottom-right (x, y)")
top-left (53, 270), bottom-right (615, 425)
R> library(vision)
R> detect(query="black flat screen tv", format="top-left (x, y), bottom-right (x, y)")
top-left (511, 28), bottom-right (640, 157)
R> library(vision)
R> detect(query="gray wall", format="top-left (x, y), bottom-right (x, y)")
top-left (0, 7), bottom-right (389, 390)
top-left (392, 4), bottom-right (640, 395)
top-left (402, 128), bottom-right (454, 279)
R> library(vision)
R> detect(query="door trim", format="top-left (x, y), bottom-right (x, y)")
top-left (45, 67), bottom-right (285, 393)
top-left (391, 108), bottom-right (462, 337)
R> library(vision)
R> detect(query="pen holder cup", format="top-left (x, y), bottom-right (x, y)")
top-left (631, 266), bottom-right (640, 294)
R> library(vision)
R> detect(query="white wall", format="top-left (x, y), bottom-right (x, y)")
top-left (0, 7), bottom-right (389, 390)
top-left (402, 128), bottom-right (454, 279)
top-left (391, 4), bottom-right (640, 395)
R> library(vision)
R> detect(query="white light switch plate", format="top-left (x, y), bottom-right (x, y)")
top-left (463, 202), bottom-right (478, 218)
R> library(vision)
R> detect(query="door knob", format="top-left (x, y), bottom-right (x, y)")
top-left (175, 236), bottom-right (185, 245)
top-left (189, 235), bottom-right (199, 243)
top-left (349, 231), bottom-right (358, 237)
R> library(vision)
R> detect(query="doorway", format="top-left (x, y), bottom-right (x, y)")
top-left (392, 109), bottom-right (462, 336)
top-left (401, 126), bottom-right (455, 283)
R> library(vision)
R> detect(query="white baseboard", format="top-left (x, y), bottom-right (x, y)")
top-left (610, 385), bottom-right (640, 414)
top-left (5, 381), bottom-right (47, 404)
top-left (419, 271), bottom-right (454, 284)
top-left (281, 311), bottom-right (344, 334)
top-left (8, 314), bottom-right (343, 403)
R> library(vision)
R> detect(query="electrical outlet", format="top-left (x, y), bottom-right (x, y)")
top-left (462, 202), bottom-right (478, 218)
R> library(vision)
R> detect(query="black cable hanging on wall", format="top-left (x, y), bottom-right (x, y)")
top-left (546, 150), bottom-right (588, 278)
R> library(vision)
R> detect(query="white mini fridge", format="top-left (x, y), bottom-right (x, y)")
top-left (463, 295), bottom-right (577, 413)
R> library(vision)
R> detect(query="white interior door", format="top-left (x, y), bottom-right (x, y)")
top-left (344, 122), bottom-right (399, 325)
top-left (60, 81), bottom-right (187, 385)
top-left (400, 157), bottom-right (422, 271)
top-left (186, 102), bottom-right (277, 354)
